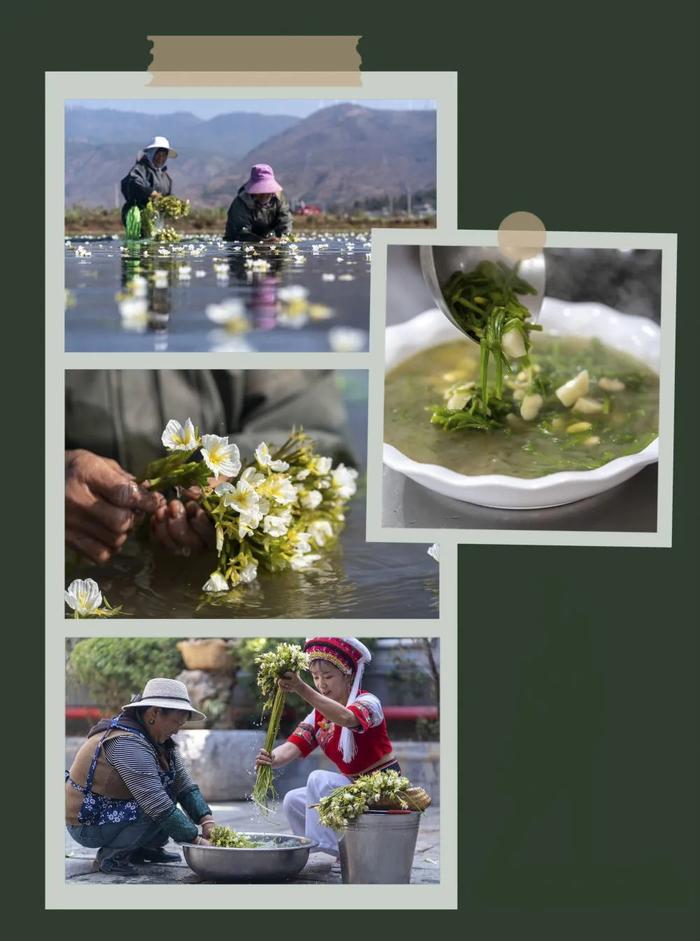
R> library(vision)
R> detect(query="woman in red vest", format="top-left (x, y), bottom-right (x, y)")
top-left (255, 637), bottom-right (399, 857)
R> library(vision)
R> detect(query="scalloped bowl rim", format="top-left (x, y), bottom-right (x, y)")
top-left (384, 301), bottom-right (659, 508)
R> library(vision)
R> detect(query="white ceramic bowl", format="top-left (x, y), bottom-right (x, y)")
top-left (384, 299), bottom-right (660, 509)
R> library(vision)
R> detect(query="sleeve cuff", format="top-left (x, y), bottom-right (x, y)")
top-left (288, 722), bottom-right (316, 757)
top-left (156, 805), bottom-right (199, 844)
top-left (179, 786), bottom-right (211, 823)
top-left (348, 702), bottom-right (373, 732)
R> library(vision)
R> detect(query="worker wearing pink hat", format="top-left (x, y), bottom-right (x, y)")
top-left (224, 164), bottom-right (293, 242)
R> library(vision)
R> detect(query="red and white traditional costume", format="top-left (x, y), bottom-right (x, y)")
top-left (282, 637), bottom-right (398, 857)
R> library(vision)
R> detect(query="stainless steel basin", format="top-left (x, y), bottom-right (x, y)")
top-left (183, 833), bottom-right (318, 882)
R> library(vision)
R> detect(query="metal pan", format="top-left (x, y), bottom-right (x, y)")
top-left (183, 833), bottom-right (318, 882)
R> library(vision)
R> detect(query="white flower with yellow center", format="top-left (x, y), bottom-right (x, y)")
top-left (200, 435), bottom-right (241, 478)
top-left (328, 326), bottom-right (367, 352)
top-left (241, 467), bottom-right (266, 487)
top-left (290, 552), bottom-right (322, 571)
top-left (65, 579), bottom-right (103, 615)
top-left (300, 489), bottom-right (323, 510)
top-left (220, 480), bottom-right (269, 537)
top-left (161, 418), bottom-right (198, 452)
top-left (309, 519), bottom-right (334, 547)
top-left (202, 571), bottom-right (229, 593)
top-left (254, 442), bottom-right (290, 472)
top-left (263, 514), bottom-right (290, 537)
top-left (289, 530), bottom-right (312, 555)
top-left (310, 455), bottom-right (333, 476)
top-left (332, 463), bottom-right (358, 499)
top-left (232, 559), bottom-right (258, 585)
top-left (259, 474), bottom-right (298, 507)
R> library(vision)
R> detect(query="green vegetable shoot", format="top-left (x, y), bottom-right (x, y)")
top-left (251, 643), bottom-right (310, 812)
top-left (437, 260), bottom-right (539, 426)
top-left (139, 195), bottom-right (191, 241)
top-left (209, 826), bottom-right (261, 848)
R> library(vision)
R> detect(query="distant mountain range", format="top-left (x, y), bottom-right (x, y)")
top-left (65, 104), bottom-right (437, 210)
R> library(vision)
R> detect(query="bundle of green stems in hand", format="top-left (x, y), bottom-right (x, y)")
top-left (251, 643), bottom-right (310, 812)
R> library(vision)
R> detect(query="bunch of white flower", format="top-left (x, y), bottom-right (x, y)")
top-left (316, 770), bottom-right (413, 831)
top-left (255, 642), bottom-right (310, 710)
top-left (143, 426), bottom-right (358, 596)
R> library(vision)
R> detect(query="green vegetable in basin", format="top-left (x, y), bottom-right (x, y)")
top-left (209, 826), bottom-right (261, 848)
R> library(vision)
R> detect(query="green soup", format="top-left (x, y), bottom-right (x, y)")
top-left (384, 335), bottom-right (659, 479)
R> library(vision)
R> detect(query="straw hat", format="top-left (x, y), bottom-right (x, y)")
top-left (143, 136), bottom-right (178, 158)
top-left (122, 677), bottom-right (205, 719)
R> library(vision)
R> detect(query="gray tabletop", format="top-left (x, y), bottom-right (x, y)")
top-left (383, 245), bottom-right (659, 533)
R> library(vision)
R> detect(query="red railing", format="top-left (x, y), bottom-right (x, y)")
top-left (67, 705), bottom-right (438, 721)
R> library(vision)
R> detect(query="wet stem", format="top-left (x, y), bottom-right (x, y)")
top-left (252, 686), bottom-right (286, 811)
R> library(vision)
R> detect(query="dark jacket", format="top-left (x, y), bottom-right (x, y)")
top-left (65, 370), bottom-right (354, 478)
top-left (120, 157), bottom-right (173, 223)
top-left (224, 186), bottom-right (293, 241)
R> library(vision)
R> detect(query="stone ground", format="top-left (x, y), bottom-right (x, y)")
top-left (65, 802), bottom-right (440, 885)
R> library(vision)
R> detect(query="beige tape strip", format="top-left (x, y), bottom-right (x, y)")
top-left (148, 36), bottom-right (362, 86)
top-left (498, 211), bottom-right (547, 261)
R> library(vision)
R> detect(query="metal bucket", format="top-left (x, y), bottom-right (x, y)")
top-left (339, 811), bottom-right (421, 884)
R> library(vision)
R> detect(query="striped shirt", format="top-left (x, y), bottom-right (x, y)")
top-left (103, 735), bottom-right (195, 821)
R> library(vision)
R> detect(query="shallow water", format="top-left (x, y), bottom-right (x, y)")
top-left (65, 233), bottom-right (371, 353)
top-left (67, 498), bottom-right (439, 619)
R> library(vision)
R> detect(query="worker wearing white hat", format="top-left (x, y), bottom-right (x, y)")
top-left (120, 136), bottom-right (177, 232)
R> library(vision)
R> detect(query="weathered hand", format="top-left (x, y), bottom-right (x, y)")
top-left (200, 820), bottom-right (216, 839)
top-left (150, 487), bottom-right (214, 554)
top-left (65, 449), bottom-right (163, 564)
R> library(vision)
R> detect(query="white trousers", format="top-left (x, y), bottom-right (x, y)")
top-left (283, 769), bottom-right (351, 857)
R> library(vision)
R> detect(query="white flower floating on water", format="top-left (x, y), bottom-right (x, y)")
top-left (328, 326), bottom-right (368, 353)
top-left (130, 275), bottom-right (148, 298)
top-left (200, 434), bottom-right (242, 478)
top-left (65, 578), bottom-right (122, 618)
top-left (205, 299), bottom-right (250, 333)
top-left (118, 296), bottom-right (148, 329)
top-left (142, 428), bottom-right (358, 597)
top-left (202, 571), bottom-right (228, 593)
top-left (427, 544), bottom-right (440, 563)
top-left (278, 285), bottom-right (308, 304)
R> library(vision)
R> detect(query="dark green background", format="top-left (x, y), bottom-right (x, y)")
top-left (8, 0), bottom-right (697, 933)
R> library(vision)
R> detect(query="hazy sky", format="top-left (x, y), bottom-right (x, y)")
top-left (66, 98), bottom-right (436, 119)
